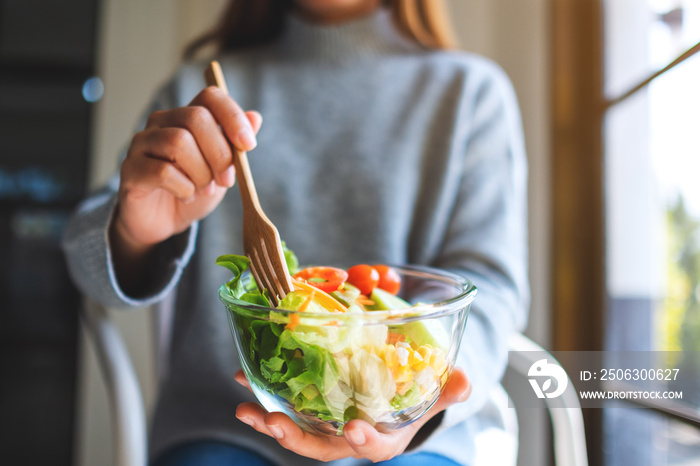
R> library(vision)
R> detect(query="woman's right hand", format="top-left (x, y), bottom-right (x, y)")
top-left (109, 87), bottom-right (262, 286)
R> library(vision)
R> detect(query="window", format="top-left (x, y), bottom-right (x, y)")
top-left (552, 0), bottom-right (700, 463)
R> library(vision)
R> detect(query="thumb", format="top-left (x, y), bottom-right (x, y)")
top-left (343, 368), bottom-right (471, 461)
top-left (407, 368), bottom-right (472, 440)
top-left (407, 367), bottom-right (471, 433)
top-left (245, 111), bottom-right (263, 135)
top-left (434, 367), bottom-right (471, 409)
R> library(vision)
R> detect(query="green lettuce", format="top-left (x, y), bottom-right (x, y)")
top-left (215, 254), bottom-right (251, 297)
top-left (243, 317), bottom-right (344, 422)
top-left (217, 248), bottom-right (347, 423)
top-left (217, 247), bottom-right (431, 427)
top-left (281, 241), bottom-right (299, 275)
top-left (391, 382), bottom-right (422, 411)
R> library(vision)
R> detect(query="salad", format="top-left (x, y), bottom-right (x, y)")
top-left (217, 247), bottom-right (452, 432)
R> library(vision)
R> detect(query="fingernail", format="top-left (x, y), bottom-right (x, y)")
top-left (458, 389), bottom-right (470, 402)
top-left (184, 195), bottom-right (195, 204)
top-left (238, 416), bottom-right (255, 427)
top-left (237, 127), bottom-right (257, 150)
top-left (221, 166), bottom-right (235, 187)
top-left (267, 424), bottom-right (284, 439)
top-left (203, 180), bottom-right (216, 196)
top-left (345, 428), bottom-right (366, 446)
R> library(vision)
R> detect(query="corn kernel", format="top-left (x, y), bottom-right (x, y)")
top-left (409, 352), bottom-right (426, 371)
top-left (431, 349), bottom-right (446, 373)
top-left (410, 351), bottom-right (423, 365)
top-left (382, 345), bottom-right (397, 367)
top-left (396, 366), bottom-right (413, 383)
top-left (417, 345), bottom-right (433, 362)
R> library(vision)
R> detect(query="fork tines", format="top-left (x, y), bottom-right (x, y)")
top-left (247, 238), bottom-right (293, 306)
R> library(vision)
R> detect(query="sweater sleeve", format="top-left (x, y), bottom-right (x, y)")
top-left (61, 82), bottom-right (200, 310)
top-left (431, 60), bottom-right (530, 435)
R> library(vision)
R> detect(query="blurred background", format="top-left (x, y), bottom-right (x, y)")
top-left (0, 0), bottom-right (698, 465)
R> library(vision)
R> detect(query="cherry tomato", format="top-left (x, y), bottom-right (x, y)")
top-left (292, 267), bottom-right (348, 293)
top-left (346, 264), bottom-right (380, 296)
top-left (373, 264), bottom-right (401, 294)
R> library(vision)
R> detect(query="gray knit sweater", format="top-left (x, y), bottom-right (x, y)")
top-left (63, 9), bottom-right (528, 466)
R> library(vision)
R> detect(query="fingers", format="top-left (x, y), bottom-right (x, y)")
top-left (235, 393), bottom-right (357, 462)
top-left (121, 149), bottom-right (196, 202)
top-left (147, 107), bottom-right (234, 188)
top-left (234, 370), bottom-right (253, 393)
top-left (246, 110), bottom-right (263, 134)
top-left (236, 402), bottom-right (273, 438)
top-left (130, 127), bottom-right (218, 191)
top-left (261, 411), bottom-right (357, 462)
top-left (437, 367), bottom-right (472, 406)
top-left (191, 86), bottom-right (257, 152)
top-left (142, 89), bottom-right (263, 190)
top-left (345, 368), bottom-right (471, 462)
top-left (343, 420), bottom-right (409, 463)
top-left (234, 368), bottom-right (471, 463)
top-left (399, 368), bottom-right (471, 433)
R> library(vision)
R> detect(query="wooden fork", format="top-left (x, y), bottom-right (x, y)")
top-left (205, 60), bottom-right (293, 305)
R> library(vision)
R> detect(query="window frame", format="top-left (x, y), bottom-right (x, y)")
top-left (551, 1), bottom-right (606, 463)
top-left (550, 0), bottom-right (700, 462)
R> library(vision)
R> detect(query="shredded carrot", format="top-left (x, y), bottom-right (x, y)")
top-left (298, 291), bottom-right (314, 313)
top-left (387, 332), bottom-right (406, 344)
top-left (356, 297), bottom-right (375, 306)
top-left (286, 313), bottom-right (301, 330)
top-left (323, 320), bottom-right (339, 327)
top-left (292, 279), bottom-right (348, 313)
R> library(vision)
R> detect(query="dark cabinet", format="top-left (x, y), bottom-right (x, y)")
top-left (0, 0), bottom-right (99, 463)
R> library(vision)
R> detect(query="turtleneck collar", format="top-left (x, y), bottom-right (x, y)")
top-left (274, 7), bottom-right (418, 60)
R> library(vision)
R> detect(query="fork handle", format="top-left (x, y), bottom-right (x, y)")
top-left (205, 61), bottom-right (293, 301)
top-left (204, 61), bottom-right (262, 216)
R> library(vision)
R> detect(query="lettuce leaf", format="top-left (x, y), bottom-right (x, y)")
top-left (241, 317), bottom-right (344, 422)
top-left (391, 383), bottom-right (421, 411)
top-left (216, 254), bottom-right (250, 297)
top-left (217, 243), bottom-right (298, 304)
top-left (216, 253), bottom-right (272, 306)
top-left (281, 241), bottom-right (300, 275)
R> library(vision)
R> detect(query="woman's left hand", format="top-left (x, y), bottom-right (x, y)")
top-left (234, 368), bottom-right (471, 463)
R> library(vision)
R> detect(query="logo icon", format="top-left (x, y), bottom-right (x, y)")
top-left (528, 359), bottom-right (569, 399)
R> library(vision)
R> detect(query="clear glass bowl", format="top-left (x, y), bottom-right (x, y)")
top-left (219, 264), bottom-right (477, 436)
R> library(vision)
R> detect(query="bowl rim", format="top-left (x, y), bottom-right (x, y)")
top-left (219, 264), bottom-right (477, 323)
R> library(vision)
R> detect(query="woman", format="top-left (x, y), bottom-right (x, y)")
top-left (63, 0), bottom-right (529, 464)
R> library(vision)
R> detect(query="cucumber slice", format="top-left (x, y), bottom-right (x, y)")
top-left (402, 319), bottom-right (449, 352)
top-left (367, 288), bottom-right (411, 311)
top-left (369, 289), bottom-right (449, 351)
top-left (331, 283), bottom-right (362, 307)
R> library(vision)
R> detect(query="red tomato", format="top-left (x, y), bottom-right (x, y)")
top-left (292, 267), bottom-right (348, 293)
top-left (373, 264), bottom-right (401, 294)
top-left (346, 264), bottom-right (380, 296)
